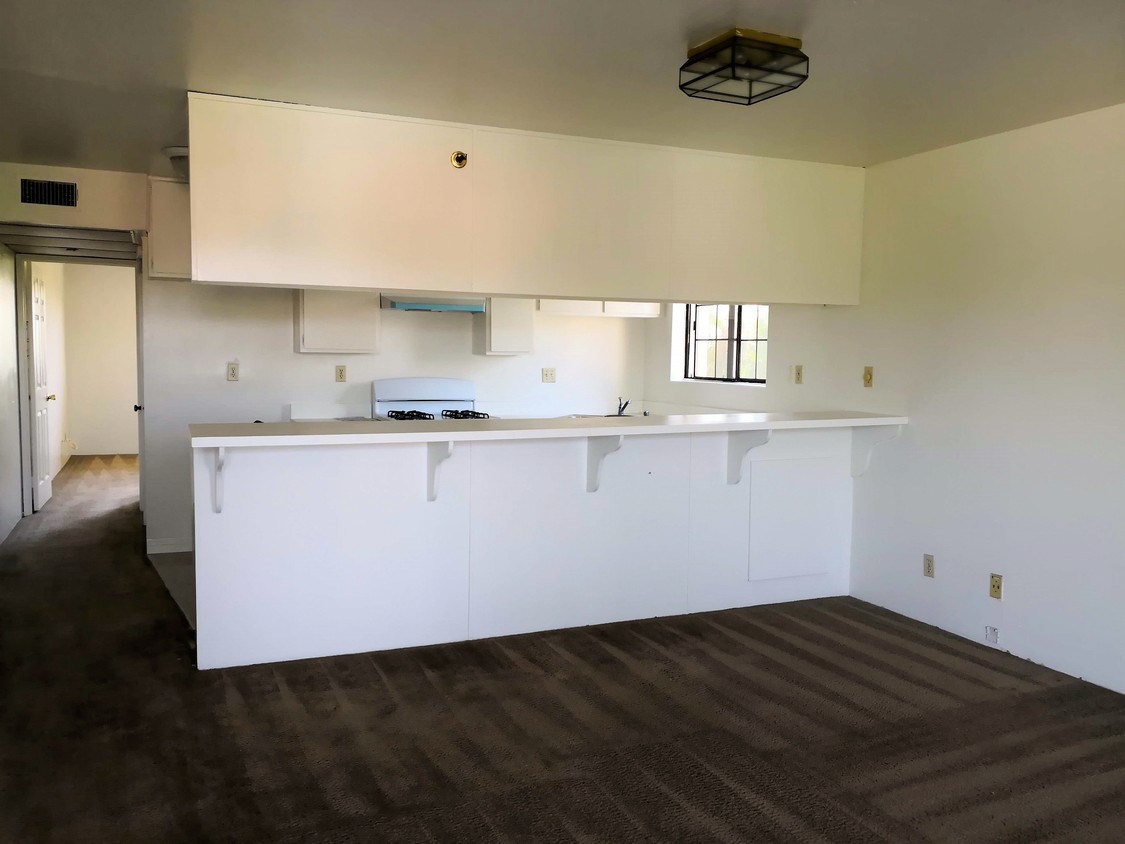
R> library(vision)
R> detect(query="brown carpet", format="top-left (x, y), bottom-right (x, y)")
top-left (3, 456), bottom-right (1125, 842)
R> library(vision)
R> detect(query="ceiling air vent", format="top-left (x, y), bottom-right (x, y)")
top-left (20, 178), bottom-right (78, 207)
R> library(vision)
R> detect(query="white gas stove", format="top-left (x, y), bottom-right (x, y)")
top-left (371, 377), bottom-right (491, 421)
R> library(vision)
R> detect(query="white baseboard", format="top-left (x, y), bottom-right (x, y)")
top-left (146, 537), bottom-right (193, 555)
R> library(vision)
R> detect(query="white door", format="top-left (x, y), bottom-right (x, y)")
top-left (30, 270), bottom-right (53, 509)
top-left (135, 256), bottom-right (145, 515)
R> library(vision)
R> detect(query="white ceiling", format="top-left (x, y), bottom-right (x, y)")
top-left (3, 0), bottom-right (1124, 175)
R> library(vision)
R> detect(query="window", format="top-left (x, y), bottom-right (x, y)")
top-left (683, 304), bottom-right (768, 383)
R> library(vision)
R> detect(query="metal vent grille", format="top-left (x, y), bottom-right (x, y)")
top-left (20, 179), bottom-right (78, 207)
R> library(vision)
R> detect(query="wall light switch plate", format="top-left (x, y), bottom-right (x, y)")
top-left (794, 364), bottom-right (804, 385)
top-left (989, 573), bottom-right (1004, 599)
top-left (541, 367), bottom-right (556, 384)
top-left (863, 366), bottom-right (874, 388)
top-left (985, 626), bottom-right (999, 644)
top-left (335, 365), bottom-right (347, 383)
top-left (226, 362), bottom-right (239, 382)
top-left (923, 554), bottom-right (935, 578)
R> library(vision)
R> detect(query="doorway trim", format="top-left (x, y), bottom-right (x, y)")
top-left (14, 250), bottom-right (141, 516)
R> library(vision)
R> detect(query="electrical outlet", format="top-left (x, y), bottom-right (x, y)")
top-left (226, 362), bottom-right (239, 382)
top-left (793, 364), bottom-right (804, 385)
top-left (985, 626), bottom-right (999, 645)
top-left (541, 367), bottom-right (556, 384)
top-left (923, 554), bottom-right (935, 578)
top-left (863, 366), bottom-right (874, 388)
top-left (335, 365), bottom-right (347, 383)
top-left (989, 573), bottom-right (1004, 599)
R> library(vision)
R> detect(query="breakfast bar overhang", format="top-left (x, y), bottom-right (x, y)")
top-left (190, 411), bottom-right (907, 669)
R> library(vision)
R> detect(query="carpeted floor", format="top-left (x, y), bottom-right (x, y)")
top-left (3, 456), bottom-right (1125, 842)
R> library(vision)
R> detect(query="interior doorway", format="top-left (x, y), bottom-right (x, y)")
top-left (16, 256), bottom-right (141, 515)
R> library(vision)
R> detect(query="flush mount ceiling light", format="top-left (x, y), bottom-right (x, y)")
top-left (679, 28), bottom-right (808, 105)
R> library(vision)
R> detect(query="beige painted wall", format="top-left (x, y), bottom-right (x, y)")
top-left (63, 264), bottom-right (138, 455)
top-left (0, 162), bottom-right (146, 230)
top-left (645, 101), bottom-right (1125, 693)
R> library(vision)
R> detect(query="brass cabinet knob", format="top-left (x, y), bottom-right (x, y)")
top-left (451, 150), bottom-right (468, 168)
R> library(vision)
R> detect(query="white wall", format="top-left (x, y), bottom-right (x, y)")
top-left (33, 262), bottom-right (70, 477)
top-left (63, 264), bottom-right (139, 455)
top-left (850, 102), bottom-right (1125, 694)
top-left (0, 246), bottom-right (23, 541)
top-left (645, 101), bottom-right (1125, 693)
top-left (142, 280), bottom-right (648, 552)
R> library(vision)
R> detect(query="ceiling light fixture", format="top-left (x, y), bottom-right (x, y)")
top-left (679, 28), bottom-right (808, 106)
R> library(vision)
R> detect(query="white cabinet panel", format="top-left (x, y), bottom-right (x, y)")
top-left (295, 289), bottom-right (380, 354)
top-left (482, 297), bottom-right (534, 355)
top-left (473, 129), bottom-right (674, 301)
top-left (687, 430), bottom-right (852, 613)
top-left (189, 94), bottom-right (474, 292)
top-left (603, 301), bottom-right (661, 318)
top-left (748, 456), bottom-right (852, 581)
top-left (537, 298), bottom-right (604, 316)
top-left (147, 178), bottom-right (191, 279)
top-left (193, 443), bottom-right (471, 669)
top-left (468, 436), bottom-right (692, 640)
top-left (669, 152), bottom-right (864, 305)
top-left (538, 299), bottom-right (661, 317)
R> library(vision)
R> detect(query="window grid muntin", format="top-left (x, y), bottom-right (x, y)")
top-left (684, 304), bottom-right (767, 383)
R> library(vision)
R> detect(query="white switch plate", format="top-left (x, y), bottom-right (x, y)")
top-left (541, 367), bottom-right (556, 384)
top-left (226, 362), bottom-right (239, 381)
top-left (923, 554), bottom-right (935, 577)
top-left (793, 364), bottom-right (804, 385)
top-left (335, 365), bottom-right (347, 383)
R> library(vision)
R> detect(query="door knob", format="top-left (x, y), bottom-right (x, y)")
top-left (46, 394), bottom-right (56, 401)
top-left (133, 404), bottom-right (143, 412)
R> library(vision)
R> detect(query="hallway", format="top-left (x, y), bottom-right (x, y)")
top-left (4, 456), bottom-right (1125, 841)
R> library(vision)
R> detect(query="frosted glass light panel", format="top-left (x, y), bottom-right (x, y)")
top-left (679, 29), bottom-right (808, 106)
top-left (684, 304), bottom-right (768, 383)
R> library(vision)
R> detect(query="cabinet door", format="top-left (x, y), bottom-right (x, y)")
top-left (189, 94), bottom-right (474, 292)
top-left (473, 129), bottom-right (673, 301)
top-left (296, 289), bottom-right (380, 354)
top-left (603, 301), bottom-right (661, 318)
top-left (669, 152), bottom-right (864, 305)
top-left (483, 298), bottom-right (534, 355)
top-left (537, 299), bottom-right (604, 317)
top-left (148, 178), bottom-right (191, 279)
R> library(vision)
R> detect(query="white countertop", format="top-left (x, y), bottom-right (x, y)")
top-left (189, 411), bottom-right (908, 448)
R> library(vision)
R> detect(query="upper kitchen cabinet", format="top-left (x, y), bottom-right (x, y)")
top-left (472, 129), bottom-right (673, 301)
top-left (188, 93), bottom-right (474, 291)
top-left (668, 152), bottom-right (864, 305)
top-left (147, 177), bottom-right (191, 279)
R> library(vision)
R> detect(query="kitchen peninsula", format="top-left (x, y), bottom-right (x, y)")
top-left (191, 411), bottom-right (906, 669)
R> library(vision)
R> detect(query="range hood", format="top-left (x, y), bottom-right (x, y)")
top-left (380, 294), bottom-right (485, 314)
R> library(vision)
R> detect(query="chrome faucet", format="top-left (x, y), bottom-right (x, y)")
top-left (616, 396), bottom-right (631, 416)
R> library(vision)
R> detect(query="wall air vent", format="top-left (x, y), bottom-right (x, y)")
top-left (20, 178), bottom-right (78, 207)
